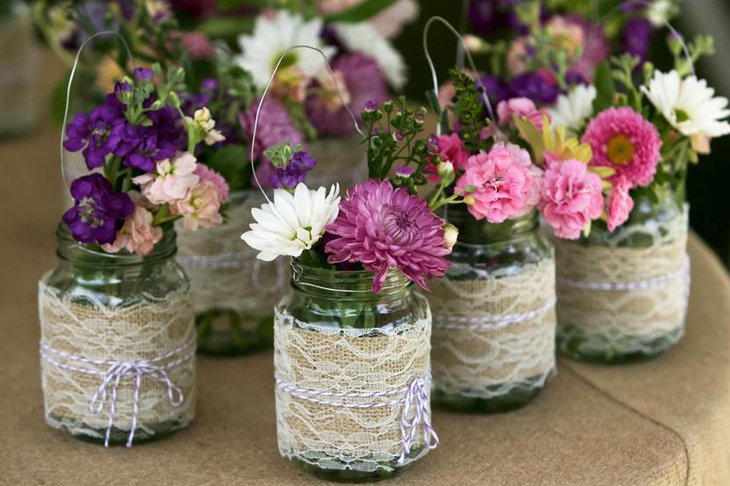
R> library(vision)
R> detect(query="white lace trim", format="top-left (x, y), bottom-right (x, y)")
top-left (428, 258), bottom-right (556, 399)
top-left (274, 309), bottom-right (435, 472)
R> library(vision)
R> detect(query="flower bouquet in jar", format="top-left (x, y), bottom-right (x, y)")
top-left (542, 32), bottom-right (730, 363)
top-left (40, 64), bottom-right (228, 446)
top-left (242, 97), bottom-right (458, 482)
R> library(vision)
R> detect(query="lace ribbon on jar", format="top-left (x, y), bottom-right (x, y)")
top-left (428, 257), bottom-right (556, 399)
top-left (176, 197), bottom-right (289, 319)
top-left (555, 206), bottom-right (690, 355)
top-left (38, 275), bottom-right (196, 446)
top-left (274, 311), bottom-right (438, 473)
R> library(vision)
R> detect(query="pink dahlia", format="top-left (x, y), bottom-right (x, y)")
top-left (194, 164), bottom-right (230, 204)
top-left (455, 143), bottom-right (541, 224)
top-left (325, 179), bottom-right (450, 293)
top-left (606, 177), bottom-right (635, 232)
top-left (582, 107), bottom-right (662, 188)
top-left (497, 97), bottom-right (550, 131)
top-left (436, 133), bottom-right (470, 172)
top-left (305, 52), bottom-right (388, 137)
top-left (539, 159), bottom-right (604, 239)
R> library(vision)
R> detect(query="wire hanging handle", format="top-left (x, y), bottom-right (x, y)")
top-left (250, 45), bottom-right (364, 205)
top-left (60, 31), bottom-right (135, 189)
top-left (422, 16), bottom-right (498, 136)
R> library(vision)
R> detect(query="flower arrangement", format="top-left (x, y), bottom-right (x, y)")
top-left (62, 65), bottom-right (229, 254)
top-left (459, 0), bottom-right (679, 105)
top-left (243, 97), bottom-right (459, 292)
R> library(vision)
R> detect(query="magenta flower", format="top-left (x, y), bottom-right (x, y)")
top-left (325, 180), bottom-right (450, 293)
top-left (582, 107), bottom-right (662, 188)
top-left (539, 159), bottom-right (604, 239)
top-left (436, 133), bottom-right (470, 171)
top-left (455, 143), bottom-right (541, 224)
top-left (606, 177), bottom-right (635, 232)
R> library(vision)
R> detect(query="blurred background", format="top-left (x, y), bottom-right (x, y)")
top-left (3, 0), bottom-right (729, 267)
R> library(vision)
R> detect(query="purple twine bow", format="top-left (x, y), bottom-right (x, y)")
top-left (90, 360), bottom-right (185, 447)
top-left (398, 377), bottom-right (439, 464)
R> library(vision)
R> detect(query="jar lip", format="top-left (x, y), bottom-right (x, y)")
top-left (290, 259), bottom-right (411, 294)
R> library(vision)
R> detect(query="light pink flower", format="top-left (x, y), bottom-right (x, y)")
top-left (606, 177), bottom-right (635, 232)
top-left (180, 32), bottom-right (215, 60)
top-left (436, 133), bottom-right (470, 171)
top-left (133, 153), bottom-right (199, 205)
top-left (539, 159), bottom-right (604, 239)
top-left (582, 107), bottom-right (662, 188)
top-left (369, 0), bottom-right (419, 39)
top-left (194, 164), bottom-right (230, 204)
top-left (170, 181), bottom-right (223, 231)
top-left (506, 38), bottom-right (529, 77)
top-left (455, 143), bottom-right (541, 224)
top-left (102, 198), bottom-right (163, 256)
top-left (497, 97), bottom-right (551, 131)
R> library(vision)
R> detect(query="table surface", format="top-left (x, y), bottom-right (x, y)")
top-left (2, 52), bottom-right (730, 486)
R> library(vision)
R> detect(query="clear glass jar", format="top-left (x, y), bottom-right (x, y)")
top-left (274, 262), bottom-right (435, 482)
top-left (555, 190), bottom-right (688, 363)
top-left (0, 1), bottom-right (38, 137)
top-left (429, 206), bottom-right (556, 413)
top-left (39, 224), bottom-right (196, 445)
top-left (176, 190), bottom-right (288, 355)
top-left (306, 135), bottom-right (368, 187)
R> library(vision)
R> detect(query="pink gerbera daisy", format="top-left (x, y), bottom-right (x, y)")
top-left (325, 179), bottom-right (450, 293)
top-left (582, 107), bottom-right (662, 188)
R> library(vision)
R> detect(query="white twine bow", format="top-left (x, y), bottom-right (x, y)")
top-left (40, 339), bottom-right (194, 448)
top-left (276, 374), bottom-right (440, 463)
top-left (398, 377), bottom-right (440, 464)
top-left (89, 360), bottom-right (185, 447)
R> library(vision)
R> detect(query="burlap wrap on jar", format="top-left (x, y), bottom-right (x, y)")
top-left (274, 310), bottom-right (435, 473)
top-left (555, 206), bottom-right (690, 356)
top-left (429, 257), bottom-right (556, 399)
top-left (38, 275), bottom-right (196, 445)
top-left (176, 193), bottom-right (288, 325)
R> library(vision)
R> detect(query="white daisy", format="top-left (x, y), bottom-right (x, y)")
top-left (242, 183), bottom-right (340, 261)
top-left (641, 70), bottom-right (730, 138)
top-left (333, 22), bottom-right (406, 90)
top-left (234, 11), bottom-right (335, 89)
top-left (548, 84), bottom-right (597, 131)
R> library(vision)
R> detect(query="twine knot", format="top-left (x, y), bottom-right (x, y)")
top-left (399, 377), bottom-right (439, 463)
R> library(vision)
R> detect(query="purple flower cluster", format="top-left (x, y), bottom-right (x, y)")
top-left (64, 77), bottom-right (183, 172)
top-left (621, 18), bottom-right (653, 62)
top-left (62, 174), bottom-right (134, 244)
top-left (469, 0), bottom-right (530, 37)
top-left (269, 151), bottom-right (317, 190)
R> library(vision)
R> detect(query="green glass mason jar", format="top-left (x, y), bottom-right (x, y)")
top-left (0, 1), bottom-right (38, 138)
top-left (39, 224), bottom-right (196, 446)
top-left (274, 261), bottom-right (437, 482)
top-left (177, 190), bottom-right (287, 355)
top-left (555, 188), bottom-right (689, 364)
top-left (429, 206), bottom-right (556, 413)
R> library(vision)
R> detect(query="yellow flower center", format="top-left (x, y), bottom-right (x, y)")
top-left (606, 135), bottom-right (635, 165)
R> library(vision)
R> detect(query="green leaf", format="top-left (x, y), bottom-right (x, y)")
top-left (593, 61), bottom-right (615, 112)
top-left (198, 17), bottom-right (255, 41)
top-left (324, 0), bottom-right (398, 22)
top-left (206, 145), bottom-right (250, 192)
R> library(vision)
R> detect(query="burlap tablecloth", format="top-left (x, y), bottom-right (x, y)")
top-left (1, 52), bottom-right (729, 485)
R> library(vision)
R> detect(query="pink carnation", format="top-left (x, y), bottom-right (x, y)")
top-left (606, 177), bottom-right (635, 232)
top-left (325, 179), bottom-right (450, 293)
top-left (102, 199), bottom-right (163, 256)
top-left (194, 164), bottom-right (230, 204)
top-left (436, 133), bottom-right (470, 171)
top-left (455, 143), bottom-right (541, 224)
top-left (170, 181), bottom-right (223, 231)
top-left (497, 97), bottom-right (550, 131)
top-left (539, 159), bottom-right (604, 239)
top-left (582, 107), bottom-right (662, 188)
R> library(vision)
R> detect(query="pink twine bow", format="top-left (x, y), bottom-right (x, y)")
top-left (398, 377), bottom-right (439, 464)
top-left (89, 360), bottom-right (184, 448)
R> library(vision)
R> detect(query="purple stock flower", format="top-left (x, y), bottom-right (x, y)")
top-left (478, 74), bottom-right (509, 106)
top-left (305, 52), bottom-right (388, 137)
top-left (508, 72), bottom-right (560, 104)
top-left (64, 93), bottom-right (126, 169)
top-left (62, 174), bottom-right (134, 244)
top-left (133, 67), bottom-right (154, 81)
top-left (622, 18), bottom-right (653, 61)
top-left (269, 151), bottom-right (317, 189)
top-left (113, 106), bottom-right (182, 172)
